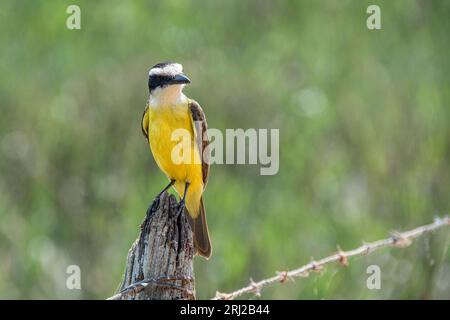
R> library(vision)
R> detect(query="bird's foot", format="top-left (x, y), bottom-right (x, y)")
top-left (154, 194), bottom-right (162, 207)
top-left (174, 199), bottom-right (186, 219)
top-left (145, 193), bottom-right (163, 219)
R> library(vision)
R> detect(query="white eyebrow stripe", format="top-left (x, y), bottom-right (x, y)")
top-left (149, 63), bottom-right (183, 77)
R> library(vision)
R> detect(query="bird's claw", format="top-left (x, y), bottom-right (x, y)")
top-left (174, 200), bottom-right (186, 219)
top-left (145, 193), bottom-right (163, 219)
top-left (154, 195), bottom-right (161, 207)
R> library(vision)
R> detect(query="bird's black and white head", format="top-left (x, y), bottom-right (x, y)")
top-left (148, 62), bottom-right (191, 105)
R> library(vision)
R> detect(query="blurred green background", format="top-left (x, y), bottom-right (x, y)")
top-left (0, 0), bottom-right (449, 299)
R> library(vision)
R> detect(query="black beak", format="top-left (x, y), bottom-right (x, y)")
top-left (170, 73), bottom-right (191, 85)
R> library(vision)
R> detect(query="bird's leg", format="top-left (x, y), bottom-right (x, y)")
top-left (176, 182), bottom-right (190, 217)
top-left (147, 179), bottom-right (175, 216)
top-left (157, 179), bottom-right (176, 200)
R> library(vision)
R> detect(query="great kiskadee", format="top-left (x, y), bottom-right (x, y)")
top-left (141, 62), bottom-right (211, 259)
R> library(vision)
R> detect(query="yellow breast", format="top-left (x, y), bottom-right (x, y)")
top-left (147, 103), bottom-right (202, 184)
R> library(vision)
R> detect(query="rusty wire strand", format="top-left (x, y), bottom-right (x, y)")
top-left (213, 216), bottom-right (450, 300)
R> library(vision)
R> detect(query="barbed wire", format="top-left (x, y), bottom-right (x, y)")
top-left (108, 276), bottom-right (195, 300)
top-left (213, 216), bottom-right (450, 300)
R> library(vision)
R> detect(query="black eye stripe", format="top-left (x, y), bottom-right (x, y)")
top-left (148, 74), bottom-right (174, 92)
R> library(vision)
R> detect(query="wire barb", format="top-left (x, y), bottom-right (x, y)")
top-left (336, 246), bottom-right (349, 266)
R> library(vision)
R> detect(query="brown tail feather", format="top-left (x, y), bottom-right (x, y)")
top-left (187, 197), bottom-right (211, 259)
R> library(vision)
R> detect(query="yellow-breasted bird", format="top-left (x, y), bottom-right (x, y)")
top-left (141, 62), bottom-right (211, 259)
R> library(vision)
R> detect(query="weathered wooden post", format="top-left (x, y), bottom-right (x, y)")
top-left (108, 192), bottom-right (196, 300)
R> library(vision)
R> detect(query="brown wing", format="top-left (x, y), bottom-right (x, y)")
top-left (141, 105), bottom-right (149, 141)
top-left (188, 99), bottom-right (210, 187)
